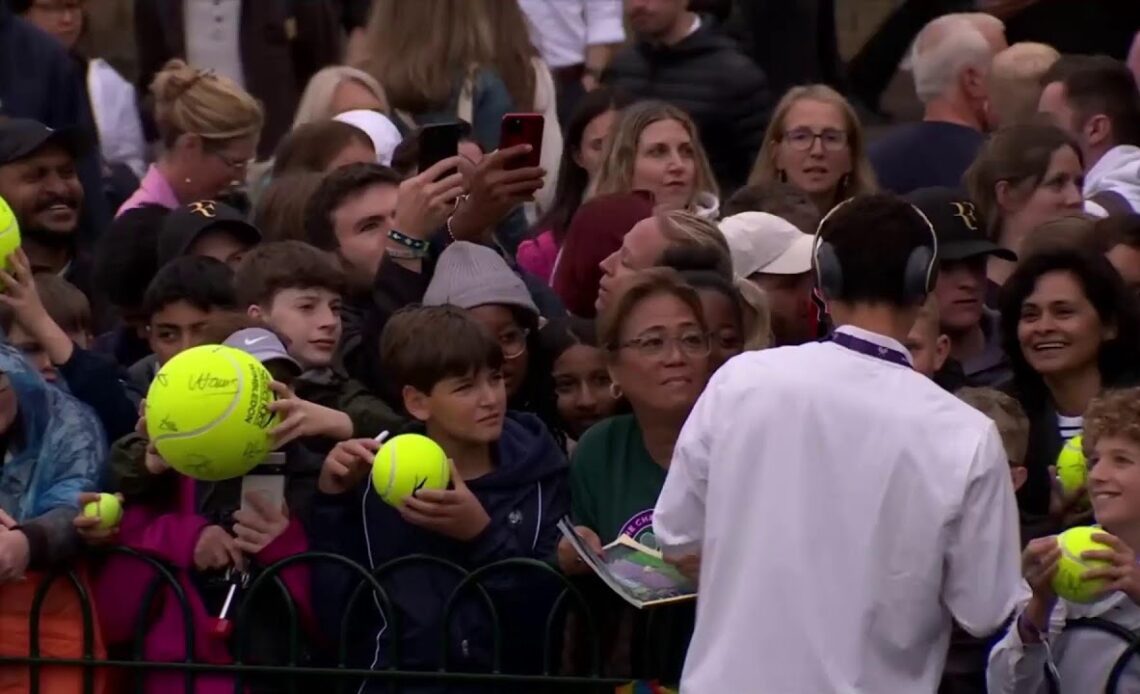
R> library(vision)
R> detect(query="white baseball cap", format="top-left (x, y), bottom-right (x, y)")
top-left (719, 212), bottom-right (815, 277)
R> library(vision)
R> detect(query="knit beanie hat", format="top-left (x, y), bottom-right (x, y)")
top-left (422, 242), bottom-right (539, 316)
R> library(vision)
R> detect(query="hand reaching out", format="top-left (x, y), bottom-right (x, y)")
top-left (319, 437), bottom-right (381, 494)
top-left (194, 525), bottom-right (244, 572)
top-left (233, 492), bottom-right (290, 556)
top-left (268, 381), bottom-right (353, 447)
top-left (73, 492), bottom-right (124, 545)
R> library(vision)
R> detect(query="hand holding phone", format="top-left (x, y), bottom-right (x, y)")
top-left (418, 122), bottom-right (462, 175)
top-left (499, 113), bottom-right (544, 170)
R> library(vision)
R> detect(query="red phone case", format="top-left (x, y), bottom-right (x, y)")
top-left (500, 113), bottom-right (544, 169)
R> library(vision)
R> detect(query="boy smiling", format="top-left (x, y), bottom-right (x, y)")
top-left (989, 386), bottom-right (1140, 692)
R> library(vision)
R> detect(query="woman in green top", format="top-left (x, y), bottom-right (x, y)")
top-left (556, 268), bottom-right (712, 680)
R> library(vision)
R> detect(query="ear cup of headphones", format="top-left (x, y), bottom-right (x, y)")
top-left (902, 246), bottom-right (935, 304)
top-left (814, 240), bottom-right (844, 299)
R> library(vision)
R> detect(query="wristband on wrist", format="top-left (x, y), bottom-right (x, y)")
top-left (387, 229), bottom-right (428, 252)
top-left (385, 245), bottom-right (425, 261)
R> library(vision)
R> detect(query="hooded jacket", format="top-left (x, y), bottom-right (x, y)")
top-left (1085, 144), bottom-right (1140, 217)
top-left (603, 15), bottom-right (771, 194)
top-left (310, 412), bottom-right (570, 690)
top-left (0, 344), bottom-right (105, 570)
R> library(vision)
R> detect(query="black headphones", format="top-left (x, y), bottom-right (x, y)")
top-left (812, 198), bottom-right (939, 305)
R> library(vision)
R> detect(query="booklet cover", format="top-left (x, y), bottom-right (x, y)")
top-left (558, 519), bottom-right (696, 609)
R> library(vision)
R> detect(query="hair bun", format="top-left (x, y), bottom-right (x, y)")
top-left (150, 59), bottom-right (209, 104)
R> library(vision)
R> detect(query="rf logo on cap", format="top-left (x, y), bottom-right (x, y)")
top-left (189, 201), bottom-right (217, 218)
top-left (950, 202), bottom-right (978, 231)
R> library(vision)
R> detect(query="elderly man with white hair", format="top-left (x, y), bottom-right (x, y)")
top-left (870, 13), bottom-right (1007, 195)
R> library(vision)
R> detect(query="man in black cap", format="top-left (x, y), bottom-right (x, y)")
top-left (908, 186), bottom-right (1018, 389)
top-left (0, 118), bottom-right (96, 299)
top-left (156, 199), bottom-right (262, 270)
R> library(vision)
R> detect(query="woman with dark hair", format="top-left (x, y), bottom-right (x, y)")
top-left (518, 88), bottom-right (631, 282)
top-left (999, 250), bottom-right (1140, 523)
top-left (538, 317), bottom-right (620, 446)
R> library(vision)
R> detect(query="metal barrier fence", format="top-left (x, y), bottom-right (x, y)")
top-left (0, 546), bottom-right (656, 693)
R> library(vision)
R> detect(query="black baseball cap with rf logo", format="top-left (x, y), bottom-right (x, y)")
top-left (906, 187), bottom-right (1017, 263)
top-left (157, 199), bottom-right (262, 267)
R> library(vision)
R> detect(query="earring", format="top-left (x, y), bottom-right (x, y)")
top-left (609, 382), bottom-right (623, 400)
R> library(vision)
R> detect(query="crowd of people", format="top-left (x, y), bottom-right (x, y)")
top-left (1, 0), bottom-right (1140, 692)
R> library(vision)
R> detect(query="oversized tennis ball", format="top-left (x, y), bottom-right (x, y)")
top-left (82, 493), bottom-right (122, 530)
top-left (371, 434), bottom-right (450, 507)
top-left (1052, 526), bottom-right (1113, 603)
top-left (1057, 436), bottom-right (1088, 498)
top-left (0, 196), bottom-right (21, 271)
top-left (145, 345), bottom-right (278, 482)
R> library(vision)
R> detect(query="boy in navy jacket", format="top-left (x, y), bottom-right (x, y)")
top-left (312, 305), bottom-right (569, 691)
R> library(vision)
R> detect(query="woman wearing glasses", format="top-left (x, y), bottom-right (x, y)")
top-left (117, 60), bottom-right (263, 217)
top-left (748, 84), bottom-right (878, 215)
top-left (556, 268), bottom-right (711, 681)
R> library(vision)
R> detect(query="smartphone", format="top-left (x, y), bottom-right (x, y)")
top-left (240, 452), bottom-right (286, 512)
top-left (417, 122), bottom-right (462, 174)
top-left (499, 113), bottom-right (544, 170)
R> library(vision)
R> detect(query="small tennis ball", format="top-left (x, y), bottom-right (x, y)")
top-left (371, 434), bottom-right (450, 507)
top-left (145, 345), bottom-right (279, 482)
top-left (1052, 526), bottom-right (1113, 603)
top-left (82, 493), bottom-right (122, 530)
top-left (1057, 435), bottom-right (1088, 497)
top-left (0, 196), bottom-right (21, 271)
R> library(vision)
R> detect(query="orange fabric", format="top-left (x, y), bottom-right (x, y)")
top-left (0, 569), bottom-right (109, 694)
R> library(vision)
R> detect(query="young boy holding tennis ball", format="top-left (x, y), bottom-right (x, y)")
top-left (988, 387), bottom-right (1140, 693)
top-left (312, 305), bottom-right (569, 681)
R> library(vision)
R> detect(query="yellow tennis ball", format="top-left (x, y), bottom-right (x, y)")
top-left (1052, 526), bottom-right (1113, 603)
top-left (0, 196), bottom-right (21, 271)
top-left (371, 434), bottom-right (450, 507)
top-left (145, 345), bottom-right (279, 481)
top-left (82, 493), bottom-right (122, 530)
top-left (1057, 435), bottom-right (1088, 496)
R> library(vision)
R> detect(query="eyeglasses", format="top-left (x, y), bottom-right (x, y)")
top-left (781, 127), bottom-right (848, 152)
top-left (498, 327), bottom-right (530, 360)
top-left (618, 331), bottom-right (711, 359)
top-left (210, 149), bottom-right (251, 174)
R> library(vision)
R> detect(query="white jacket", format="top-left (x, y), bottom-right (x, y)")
top-left (1084, 144), bottom-right (1140, 217)
top-left (87, 58), bottom-right (147, 179)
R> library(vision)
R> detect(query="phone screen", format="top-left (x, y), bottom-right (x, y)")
top-left (500, 114), bottom-right (544, 170)
top-left (240, 452), bottom-right (286, 511)
top-left (418, 122), bottom-right (461, 174)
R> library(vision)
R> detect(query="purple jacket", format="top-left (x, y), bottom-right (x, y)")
top-left (94, 474), bottom-right (313, 694)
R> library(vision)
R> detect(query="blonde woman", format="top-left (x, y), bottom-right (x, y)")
top-left (358, 0), bottom-right (515, 152)
top-left (292, 66), bottom-right (390, 127)
top-left (749, 85), bottom-right (877, 215)
top-left (594, 101), bottom-right (720, 220)
top-left (118, 60), bottom-right (263, 217)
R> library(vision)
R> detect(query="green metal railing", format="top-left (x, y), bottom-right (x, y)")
top-left (0, 547), bottom-right (651, 693)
